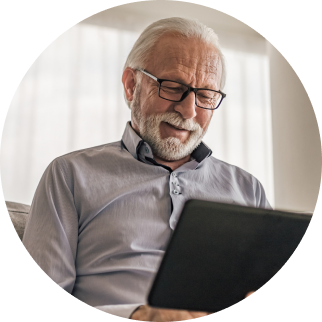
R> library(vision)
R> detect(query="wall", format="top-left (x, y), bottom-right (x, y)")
top-left (268, 43), bottom-right (321, 212)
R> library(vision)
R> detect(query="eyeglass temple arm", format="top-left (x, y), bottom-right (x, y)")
top-left (137, 69), bottom-right (158, 82)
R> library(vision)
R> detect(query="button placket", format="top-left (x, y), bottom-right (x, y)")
top-left (171, 172), bottom-right (181, 195)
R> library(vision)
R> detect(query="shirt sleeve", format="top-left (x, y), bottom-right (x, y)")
top-left (23, 158), bottom-right (79, 293)
top-left (95, 303), bottom-right (144, 319)
top-left (253, 176), bottom-right (272, 210)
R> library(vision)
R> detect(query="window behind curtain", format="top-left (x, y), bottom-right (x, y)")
top-left (1, 22), bottom-right (274, 206)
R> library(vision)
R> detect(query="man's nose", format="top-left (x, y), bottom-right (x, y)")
top-left (173, 91), bottom-right (197, 119)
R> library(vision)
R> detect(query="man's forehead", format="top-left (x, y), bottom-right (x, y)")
top-left (163, 53), bottom-right (220, 75)
top-left (146, 33), bottom-right (221, 85)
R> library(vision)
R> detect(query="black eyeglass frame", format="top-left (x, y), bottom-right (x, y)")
top-left (137, 69), bottom-right (226, 110)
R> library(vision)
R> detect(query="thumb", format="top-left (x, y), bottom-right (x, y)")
top-left (245, 291), bottom-right (256, 298)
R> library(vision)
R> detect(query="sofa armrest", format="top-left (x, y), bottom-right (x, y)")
top-left (6, 201), bottom-right (30, 241)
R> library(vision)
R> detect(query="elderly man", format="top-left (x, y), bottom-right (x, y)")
top-left (23, 17), bottom-right (270, 321)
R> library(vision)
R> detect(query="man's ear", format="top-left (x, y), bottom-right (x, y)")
top-left (122, 67), bottom-right (137, 102)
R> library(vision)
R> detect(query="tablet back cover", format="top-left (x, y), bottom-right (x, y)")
top-left (148, 200), bottom-right (311, 312)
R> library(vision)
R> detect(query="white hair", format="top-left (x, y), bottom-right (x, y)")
top-left (123, 17), bottom-right (226, 108)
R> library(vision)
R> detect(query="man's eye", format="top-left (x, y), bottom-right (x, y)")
top-left (162, 86), bottom-right (184, 92)
top-left (198, 94), bottom-right (214, 100)
top-left (197, 91), bottom-right (219, 101)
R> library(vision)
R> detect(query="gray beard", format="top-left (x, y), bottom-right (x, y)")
top-left (131, 85), bottom-right (208, 161)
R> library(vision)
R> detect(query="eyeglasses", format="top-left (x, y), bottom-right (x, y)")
top-left (137, 69), bottom-right (226, 110)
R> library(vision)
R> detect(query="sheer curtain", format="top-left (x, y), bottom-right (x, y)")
top-left (1, 21), bottom-right (274, 206)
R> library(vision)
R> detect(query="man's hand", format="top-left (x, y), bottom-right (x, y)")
top-left (245, 291), bottom-right (255, 298)
top-left (131, 291), bottom-right (255, 321)
top-left (130, 305), bottom-right (209, 321)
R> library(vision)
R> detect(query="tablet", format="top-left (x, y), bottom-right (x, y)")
top-left (148, 200), bottom-right (312, 312)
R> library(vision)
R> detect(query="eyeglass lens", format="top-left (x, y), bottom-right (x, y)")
top-left (159, 80), bottom-right (222, 109)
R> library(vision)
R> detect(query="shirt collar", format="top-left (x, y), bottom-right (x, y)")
top-left (121, 122), bottom-right (143, 160)
top-left (121, 121), bottom-right (212, 164)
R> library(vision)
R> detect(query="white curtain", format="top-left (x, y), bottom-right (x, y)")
top-left (1, 22), bottom-right (274, 206)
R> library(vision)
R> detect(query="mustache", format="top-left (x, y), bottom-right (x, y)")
top-left (153, 112), bottom-right (202, 132)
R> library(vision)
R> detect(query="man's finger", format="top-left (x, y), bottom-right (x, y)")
top-left (245, 291), bottom-right (255, 298)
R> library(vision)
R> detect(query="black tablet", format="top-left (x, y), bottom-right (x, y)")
top-left (148, 200), bottom-right (312, 313)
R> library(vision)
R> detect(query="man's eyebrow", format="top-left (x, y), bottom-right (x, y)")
top-left (164, 77), bottom-right (217, 90)
top-left (159, 74), bottom-right (184, 83)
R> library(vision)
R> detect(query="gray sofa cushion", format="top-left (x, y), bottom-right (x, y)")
top-left (6, 201), bottom-right (30, 241)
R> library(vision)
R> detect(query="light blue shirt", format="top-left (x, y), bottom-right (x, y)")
top-left (23, 122), bottom-right (271, 318)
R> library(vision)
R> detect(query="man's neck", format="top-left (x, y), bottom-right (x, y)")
top-left (154, 154), bottom-right (191, 171)
top-left (130, 121), bottom-right (192, 171)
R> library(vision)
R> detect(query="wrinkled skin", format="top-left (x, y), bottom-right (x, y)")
top-left (122, 33), bottom-right (222, 170)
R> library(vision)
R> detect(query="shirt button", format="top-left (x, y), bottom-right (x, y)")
top-left (172, 173), bottom-right (177, 177)
top-left (173, 190), bottom-right (179, 195)
top-left (145, 147), bottom-right (149, 153)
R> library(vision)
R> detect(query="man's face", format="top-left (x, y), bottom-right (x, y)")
top-left (129, 34), bottom-right (222, 161)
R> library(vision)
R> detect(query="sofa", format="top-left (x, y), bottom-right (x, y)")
top-left (6, 201), bottom-right (30, 241)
